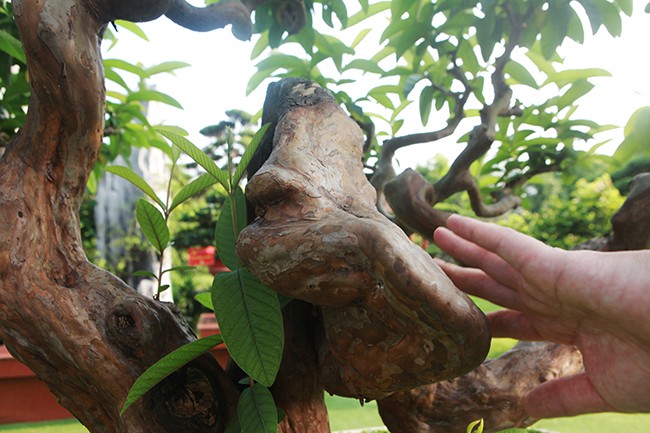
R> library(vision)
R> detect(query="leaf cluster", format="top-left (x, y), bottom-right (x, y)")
top-left (119, 125), bottom-right (284, 433)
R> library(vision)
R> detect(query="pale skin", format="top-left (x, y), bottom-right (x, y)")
top-left (433, 215), bottom-right (650, 419)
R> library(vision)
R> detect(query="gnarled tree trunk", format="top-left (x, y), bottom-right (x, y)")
top-left (0, 1), bottom-right (241, 432)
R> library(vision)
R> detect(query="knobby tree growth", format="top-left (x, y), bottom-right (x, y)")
top-left (0, 1), bottom-right (649, 433)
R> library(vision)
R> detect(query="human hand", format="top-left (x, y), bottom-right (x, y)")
top-left (433, 215), bottom-right (650, 419)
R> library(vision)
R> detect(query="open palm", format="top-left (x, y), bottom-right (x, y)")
top-left (434, 215), bottom-right (650, 418)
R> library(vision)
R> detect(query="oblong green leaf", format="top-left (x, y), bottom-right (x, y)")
top-left (126, 90), bottom-right (183, 109)
top-left (103, 59), bottom-right (148, 78)
top-left (343, 59), bottom-right (385, 75)
top-left (215, 187), bottom-right (247, 271)
top-left (233, 124), bottom-right (271, 187)
top-left (114, 20), bottom-right (149, 41)
top-left (146, 61), bottom-right (191, 76)
top-left (543, 68), bottom-right (611, 88)
top-left (169, 173), bottom-right (219, 213)
top-left (136, 199), bottom-right (170, 253)
top-left (132, 270), bottom-right (158, 279)
top-left (419, 85), bottom-right (434, 126)
top-left (195, 292), bottom-right (214, 310)
top-left (156, 128), bottom-right (230, 191)
top-left (346, 1), bottom-right (390, 27)
top-left (120, 334), bottom-right (223, 415)
top-left (105, 166), bottom-right (166, 209)
top-left (105, 68), bottom-right (131, 92)
top-left (212, 269), bottom-right (284, 386)
top-left (0, 30), bottom-right (26, 64)
top-left (238, 384), bottom-right (277, 433)
top-left (505, 60), bottom-right (538, 88)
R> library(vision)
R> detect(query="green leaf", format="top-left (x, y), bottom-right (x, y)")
top-left (126, 90), bottom-right (183, 109)
top-left (120, 334), bottom-right (223, 415)
top-left (505, 60), bottom-right (538, 88)
top-left (614, 106), bottom-right (650, 163)
top-left (255, 54), bottom-right (308, 73)
top-left (169, 173), bottom-right (219, 213)
top-left (541, 2), bottom-right (572, 59)
top-left (246, 69), bottom-right (274, 96)
top-left (576, 0), bottom-right (603, 34)
top-left (105, 68), bottom-right (131, 92)
top-left (343, 59), bottom-right (385, 75)
top-left (544, 68), bottom-right (611, 88)
top-left (103, 59), bottom-right (149, 78)
top-left (457, 39), bottom-right (480, 74)
top-left (556, 79), bottom-right (594, 109)
top-left (346, 1), bottom-right (391, 27)
top-left (136, 199), bottom-right (170, 253)
top-left (215, 187), bottom-right (247, 271)
top-left (195, 292), bottom-right (214, 310)
top-left (0, 30), bottom-right (26, 64)
top-left (132, 270), bottom-right (158, 279)
top-left (156, 128), bottom-right (230, 191)
top-left (419, 85), bottom-right (434, 126)
top-left (146, 61), bottom-right (191, 76)
top-left (466, 418), bottom-right (484, 433)
top-left (105, 166), bottom-right (166, 209)
top-left (599, 0), bottom-right (623, 36)
top-left (155, 124), bottom-right (189, 136)
top-left (233, 124), bottom-right (271, 187)
top-left (646, 1), bottom-right (650, 13)
top-left (250, 31), bottom-right (269, 60)
top-left (614, 0), bottom-right (633, 16)
top-left (212, 269), bottom-right (284, 386)
top-left (350, 28), bottom-right (372, 49)
top-left (238, 384), bottom-right (278, 433)
top-left (114, 20), bottom-right (149, 41)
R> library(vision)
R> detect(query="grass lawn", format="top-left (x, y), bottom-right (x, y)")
top-left (2, 398), bottom-right (650, 433)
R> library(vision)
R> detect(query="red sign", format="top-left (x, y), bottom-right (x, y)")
top-left (188, 246), bottom-right (216, 267)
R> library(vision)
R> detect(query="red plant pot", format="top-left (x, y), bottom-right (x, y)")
top-left (0, 345), bottom-right (73, 424)
top-left (196, 313), bottom-right (230, 368)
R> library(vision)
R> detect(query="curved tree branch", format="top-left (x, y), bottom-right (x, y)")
top-left (383, 8), bottom-right (531, 235)
top-left (165, 0), bottom-right (252, 39)
top-left (377, 342), bottom-right (584, 433)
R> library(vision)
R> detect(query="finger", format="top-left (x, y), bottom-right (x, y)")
top-left (524, 372), bottom-right (613, 418)
top-left (486, 310), bottom-right (543, 340)
top-left (445, 215), bottom-right (553, 273)
top-left (434, 259), bottom-right (523, 311)
top-left (434, 226), bottom-right (524, 290)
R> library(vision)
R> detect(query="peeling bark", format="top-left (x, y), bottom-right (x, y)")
top-left (237, 79), bottom-right (491, 400)
top-left (0, 1), bottom-right (238, 431)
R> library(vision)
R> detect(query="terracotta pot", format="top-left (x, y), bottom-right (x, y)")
top-left (0, 345), bottom-right (72, 424)
top-left (196, 313), bottom-right (230, 369)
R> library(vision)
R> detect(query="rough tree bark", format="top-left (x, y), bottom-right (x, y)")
top-left (377, 342), bottom-right (583, 433)
top-left (237, 78), bottom-right (491, 401)
top-left (0, 1), bottom-right (253, 432)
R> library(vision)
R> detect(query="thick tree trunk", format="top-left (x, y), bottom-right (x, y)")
top-left (238, 78), bottom-right (491, 401)
top-left (0, 1), bottom-right (237, 431)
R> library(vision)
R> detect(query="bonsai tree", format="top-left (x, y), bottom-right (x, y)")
top-left (0, 1), bottom-right (648, 433)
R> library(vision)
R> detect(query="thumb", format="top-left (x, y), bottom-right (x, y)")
top-left (524, 372), bottom-right (614, 418)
